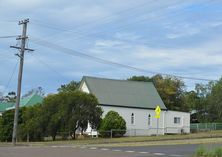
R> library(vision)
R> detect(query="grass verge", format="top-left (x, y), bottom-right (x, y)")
top-left (194, 147), bottom-right (222, 157)
top-left (1, 130), bottom-right (222, 147)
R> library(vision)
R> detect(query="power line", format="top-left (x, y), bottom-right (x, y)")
top-left (32, 0), bottom-right (217, 46)
top-left (30, 53), bottom-right (69, 82)
top-left (0, 35), bottom-right (18, 39)
top-left (2, 59), bottom-right (19, 95)
top-left (30, 38), bottom-right (217, 82)
top-left (59, 0), bottom-right (218, 44)
top-left (31, 0), bottom-right (157, 34)
top-left (31, 0), bottom-right (184, 43)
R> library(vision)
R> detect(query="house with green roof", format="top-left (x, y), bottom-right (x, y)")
top-left (80, 76), bottom-right (190, 135)
top-left (0, 102), bottom-right (14, 116)
top-left (0, 94), bottom-right (43, 115)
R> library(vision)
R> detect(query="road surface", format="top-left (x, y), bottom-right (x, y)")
top-left (0, 143), bottom-right (221, 157)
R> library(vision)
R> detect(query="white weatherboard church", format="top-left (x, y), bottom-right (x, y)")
top-left (79, 76), bottom-right (190, 136)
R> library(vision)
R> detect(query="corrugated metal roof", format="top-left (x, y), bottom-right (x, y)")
top-left (20, 94), bottom-right (43, 107)
top-left (1, 94), bottom-right (43, 112)
top-left (82, 76), bottom-right (167, 110)
top-left (0, 102), bottom-right (14, 112)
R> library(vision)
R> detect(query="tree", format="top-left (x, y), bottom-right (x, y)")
top-left (41, 91), bottom-right (102, 140)
top-left (0, 110), bottom-right (15, 142)
top-left (183, 91), bottom-right (198, 111)
top-left (99, 111), bottom-right (126, 137)
top-left (61, 91), bottom-right (102, 139)
top-left (191, 82), bottom-right (215, 122)
top-left (0, 91), bottom-right (17, 103)
top-left (207, 79), bottom-right (222, 122)
top-left (22, 87), bottom-right (45, 98)
top-left (0, 109), bottom-right (23, 142)
top-left (57, 81), bottom-right (79, 93)
top-left (128, 76), bottom-right (152, 82)
top-left (19, 105), bottom-right (45, 141)
top-left (128, 75), bottom-right (186, 111)
top-left (41, 94), bottom-right (63, 141)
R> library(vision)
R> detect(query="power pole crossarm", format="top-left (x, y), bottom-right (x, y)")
top-left (10, 46), bottom-right (34, 52)
top-left (10, 18), bottom-right (34, 146)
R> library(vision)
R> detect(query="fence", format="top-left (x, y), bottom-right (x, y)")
top-left (93, 126), bottom-right (190, 138)
top-left (190, 123), bottom-right (222, 132)
top-left (1, 124), bottom-right (222, 142)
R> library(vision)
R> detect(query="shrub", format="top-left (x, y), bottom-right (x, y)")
top-left (99, 111), bottom-right (126, 137)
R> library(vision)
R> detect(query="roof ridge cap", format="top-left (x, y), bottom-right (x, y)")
top-left (84, 76), bottom-right (153, 84)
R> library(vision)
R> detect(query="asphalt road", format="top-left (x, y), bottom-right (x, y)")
top-left (0, 143), bottom-right (221, 157)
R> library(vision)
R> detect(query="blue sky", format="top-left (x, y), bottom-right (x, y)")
top-left (0, 0), bottom-right (222, 95)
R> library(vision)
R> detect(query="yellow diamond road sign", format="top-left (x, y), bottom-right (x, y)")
top-left (155, 105), bottom-right (161, 119)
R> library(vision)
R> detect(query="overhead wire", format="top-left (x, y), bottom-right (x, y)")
top-left (2, 59), bottom-right (19, 95)
top-left (31, 0), bottom-right (218, 49)
top-left (0, 35), bottom-right (18, 39)
top-left (31, 0), bottom-right (158, 37)
top-left (30, 38), bottom-right (218, 82)
top-left (31, 0), bottom-right (188, 43)
top-left (26, 0), bottom-right (219, 83)
top-left (29, 53), bottom-right (70, 82)
top-left (56, 0), bottom-right (218, 44)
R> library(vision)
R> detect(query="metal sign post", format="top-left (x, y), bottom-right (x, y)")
top-left (155, 105), bottom-right (161, 136)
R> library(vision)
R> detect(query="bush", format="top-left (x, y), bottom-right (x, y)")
top-left (99, 111), bottom-right (126, 137)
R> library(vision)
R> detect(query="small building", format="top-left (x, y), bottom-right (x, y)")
top-left (79, 76), bottom-right (190, 136)
top-left (0, 94), bottom-right (43, 115)
top-left (0, 102), bottom-right (14, 116)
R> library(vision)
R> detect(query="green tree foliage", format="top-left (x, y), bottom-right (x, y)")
top-left (57, 81), bottom-right (79, 93)
top-left (22, 87), bottom-right (45, 98)
top-left (189, 82), bottom-right (214, 122)
top-left (0, 84), bottom-right (102, 141)
top-left (99, 111), bottom-right (126, 137)
top-left (207, 79), bottom-right (222, 122)
top-left (0, 91), bottom-right (16, 103)
top-left (128, 75), bottom-right (186, 111)
top-left (19, 105), bottom-right (45, 141)
top-left (0, 109), bottom-right (23, 142)
top-left (41, 94), bottom-right (63, 141)
top-left (42, 91), bottom-right (102, 140)
top-left (183, 79), bottom-right (222, 123)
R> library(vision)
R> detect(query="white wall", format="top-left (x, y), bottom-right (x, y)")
top-left (102, 106), bottom-right (165, 135)
top-left (81, 82), bottom-right (90, 93)
top-left (164, 110), bottom-right (190, 134)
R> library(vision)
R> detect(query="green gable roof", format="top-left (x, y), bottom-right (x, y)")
top-left (82, 76), bottom-right (167, 110)
top-left (3, 94), bottom-right (43, 111)
top-left (0, 102), bottom-right (14, 112)
top-left (20, 94), bottom-right (43, 107)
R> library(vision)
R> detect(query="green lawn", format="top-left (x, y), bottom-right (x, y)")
top-left (1, 130), bottom-right (222, 147)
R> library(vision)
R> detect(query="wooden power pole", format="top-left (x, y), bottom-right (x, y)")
top-left (10, 19), bottom-right (33, 145)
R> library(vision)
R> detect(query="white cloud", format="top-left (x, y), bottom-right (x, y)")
top-left (114, 32), bottom-right (141, 41)
top-left (0, 0), bottom-right (49, 10)
top-left (1, 0), bottom-right (222, 94)
top-left (208, 21), bottom-right (222, 27)
top-left (0, 85), bottom-right (5, 92)
top-left (166, 23), bottom-right (200, 39)
top-left (95, 40), bottom-right (125, 48)
top-left (132, 37), bottom-right (222, 69)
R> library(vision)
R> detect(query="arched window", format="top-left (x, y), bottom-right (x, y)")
top-left (148, 114), bottom-right (151, 126)
top-left (131, 113), bottom-right (134, 125)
